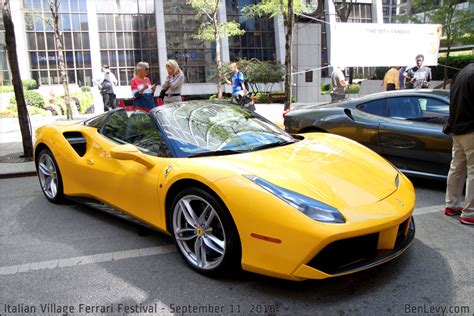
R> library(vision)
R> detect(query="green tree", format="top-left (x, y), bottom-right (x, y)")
top-left (24, 0), bottom-right (73, 119)
top-left (187, 0), bottom-right (245, 98)
top-left (396, 0), bottom-right (472, 88)
top-left (244, 1), bottom-right (310, 110)
top-left (227, 59), bottom-right (284, 93)
top-left (2, 0), bottom-right (33, 159)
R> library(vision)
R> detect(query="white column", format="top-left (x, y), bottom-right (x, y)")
top-left (326, 0), bottom-right (337, 67)
top-left (218, 0), bottom-right (230, 63)
top-left (155, 0), bottom-right (168, 85)
top-left (372, 0), bottom-right (384, 24)
top-left (10, 1), bottom-right (30, 80)
top-left (274, 16), bottom-right (285, 65)
top-left (86, 0), bottom-right (104, 113)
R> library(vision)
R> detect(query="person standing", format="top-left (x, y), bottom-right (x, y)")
top-left (383, 66), bottom-right (400, 91)
top-left (442, 63), bottom-right (474, 225)
top-left (95, 65), bottom-right (117, 111)
top-left (398, 66), bottom-right (407, 90)
top-left (330, 66), bottom-right (347, 102)
top-left (161, 59), bottom-right (185, 104)
top-left (225, 62), bottom-right (247, 101)
top-left (130, 62), bottom-right (157, 111)
top-left (404, 54), bottom-right (432, 89)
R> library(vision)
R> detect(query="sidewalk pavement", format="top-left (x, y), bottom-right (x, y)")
top-left (0, 102), bottom-right (319, 179)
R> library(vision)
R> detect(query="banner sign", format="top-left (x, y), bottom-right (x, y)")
top-left (330, 23), bottom-right (442, 67)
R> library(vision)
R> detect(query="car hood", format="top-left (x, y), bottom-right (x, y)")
top-left (213, 134), bottom-right (398, 210)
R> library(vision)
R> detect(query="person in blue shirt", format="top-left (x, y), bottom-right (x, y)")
top-left (225, 62), bottom-right (247, 100)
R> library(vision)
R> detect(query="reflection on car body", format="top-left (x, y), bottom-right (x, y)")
top-left (284, 89), bottom-right (451, 179)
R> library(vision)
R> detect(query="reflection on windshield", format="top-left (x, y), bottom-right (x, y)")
top-left (154, 103), bottom-right (295, 157)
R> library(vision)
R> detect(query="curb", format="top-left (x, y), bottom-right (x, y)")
top-left (0, 171), bottom-right (37, 179)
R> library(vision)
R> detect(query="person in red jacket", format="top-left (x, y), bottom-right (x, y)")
top-left (130, 62), bottom-right (156, 111)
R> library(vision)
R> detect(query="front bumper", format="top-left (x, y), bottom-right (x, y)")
top-left (293, 217), bottom-right (415, 279)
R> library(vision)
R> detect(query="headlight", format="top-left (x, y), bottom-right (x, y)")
top-left (244, 175), bottom-right (345, 223)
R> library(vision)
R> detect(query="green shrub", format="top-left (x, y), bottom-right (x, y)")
top-left (45, 103), bottom-right (62, 116)
top-left (27, 105), bottom-right (48, 116)
top-left (71, 91), bottom-right (94, 114)
top-left (255, 92), bottom-right (271, 103)
top-left (347, 84), bottom-right (360, 94)
top-left (0, 86), bottom-right (14, 93)
top-left (80, 86), bottom-right (91, 92)
top-left (432, 54), bottom-right (473, 80)
top-left (0, 104), bottom-right (49, 118)
top-left (9, 90), bottom-right (46, 109)
top-left (22, 79), bottom-right (37, 90)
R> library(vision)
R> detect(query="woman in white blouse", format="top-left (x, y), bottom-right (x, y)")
top-left (162, 59), bottom-right (185, 104)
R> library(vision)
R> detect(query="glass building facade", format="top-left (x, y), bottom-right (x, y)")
top-left (226, 0), bottom-right (276, 61)
top-left (164, 0), bottom-right (215, 83)
top-left (96, 0), bottom-right (158, 85)
top-left (17, 0), bottom-right (278, 88)
top-left (23, 0), bottom-right (92, 86)
top-left (0, 15), bottom-right (9, 85)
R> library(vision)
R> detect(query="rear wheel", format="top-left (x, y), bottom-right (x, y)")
top-left (36, 148), bottom-right (64, 203)
top-left (171, 187), bottom-right (240, 276)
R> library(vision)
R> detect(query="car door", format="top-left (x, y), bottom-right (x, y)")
top-left (379, 96), bottom-right (451, 177)
top-left (77, 110), bottom-right (172, 225)
top-left (332, 98), bottom-right (388, 154)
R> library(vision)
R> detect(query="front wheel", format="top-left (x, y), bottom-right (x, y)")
top-left (36, 148), bottom-right (64, 203)
top-left (171, 187), bottom-right (240, 276)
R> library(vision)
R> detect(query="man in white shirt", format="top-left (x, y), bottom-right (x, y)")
top-left (331, 66), bottom-right (347, 102)
top-left (95, 65), bottom-right (118, 111)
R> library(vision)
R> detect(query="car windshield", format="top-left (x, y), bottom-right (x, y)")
top-left (153, 102), bottom-right (296, 157)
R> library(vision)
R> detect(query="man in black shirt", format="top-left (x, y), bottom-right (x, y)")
top-left (443, 63), bottom-right (474, 225)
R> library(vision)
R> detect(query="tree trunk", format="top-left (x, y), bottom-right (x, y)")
top-left (2, 0), bottom-right (34, 159)
top-left (284, 0), bottom-right (294, 111)
top-left (49, 0), bottom-right (73, 119)
top-left (214, 5), bottom-right (223, 99)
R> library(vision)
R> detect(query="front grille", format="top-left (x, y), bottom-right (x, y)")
top-left (307, 233), bottom-right (379, 275)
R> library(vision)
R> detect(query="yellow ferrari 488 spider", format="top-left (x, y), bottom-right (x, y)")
top-left (34, 101), bottom-right (415, 280)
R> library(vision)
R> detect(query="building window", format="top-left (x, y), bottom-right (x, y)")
top-left (226, 0), bottom-right (276, 61)
top-left (335, 3), bottom-right (372, 23)
top-left (305, 70), bottom-right (313, 83)
top-left (23, 0), bottom-right (91, 86)
top-left (0, 15), bottom-right (10, 85)
top-left (163, 1), bottom-right (215, 84)
top-left (96, 0), bottom-right (158, 86)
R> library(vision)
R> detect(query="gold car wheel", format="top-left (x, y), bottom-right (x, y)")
top-left (172, 194), bottom-right (227, 271)
top-left (38, 151), bottom-right (59, 200)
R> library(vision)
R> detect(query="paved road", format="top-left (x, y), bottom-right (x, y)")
top-left (0, 177), bottom-right (472, 316)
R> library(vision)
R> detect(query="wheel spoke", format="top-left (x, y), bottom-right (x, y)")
top-left (38, 162), bottom-right (51, 176)
top-left (194, 238), bottom-right (205, 267)
top-left (200, 240), bottom-right (208, 266)
top-left (179, 200), bottom-right (199, 228)
top-left (198, 205), bottom-right (212, 226)
top-left (175, 228), bottom-right (197, 241)
top-left (43, 176), bottom-right (52, 192)
top-left (50, 179), bottom-right (57, 197)
top-left (203, 209), bottom-right (217, 229)
top-left (203, 234), bottom-right (225, 255)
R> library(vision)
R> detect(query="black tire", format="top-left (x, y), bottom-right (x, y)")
top-left (36, 148), bottom-right (64, 203)
top-left (170, 187), bottom-right (241, 277)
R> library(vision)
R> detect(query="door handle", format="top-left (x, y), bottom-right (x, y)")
top-left (87, 158), bottom-right (95, 165)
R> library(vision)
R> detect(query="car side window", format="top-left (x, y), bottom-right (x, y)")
top-left (101, 110), bottom-right (129, 143)
top-left (101, 110), bottom-right (171, 158)
top-left (388, 97), bottom-right (422, 120)
top-left (417, 97), bottom-right (449, 115)
top-left (356, 99), bottom-right (388, 117)
top-left (122, 112), bottom-right (172, 157)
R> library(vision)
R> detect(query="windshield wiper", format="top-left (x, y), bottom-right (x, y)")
top-left (188, 149), bottom-right (244, 158)
top-left (249, 140), bottom-right (296, 152)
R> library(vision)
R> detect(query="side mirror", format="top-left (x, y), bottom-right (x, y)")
top-left (110, 144), bottom-right (154, 168)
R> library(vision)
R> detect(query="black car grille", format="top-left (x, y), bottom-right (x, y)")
top-left (307, 218), bottom-right (415, 275)
top-left (307, 233), bottom-right (379, 275)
